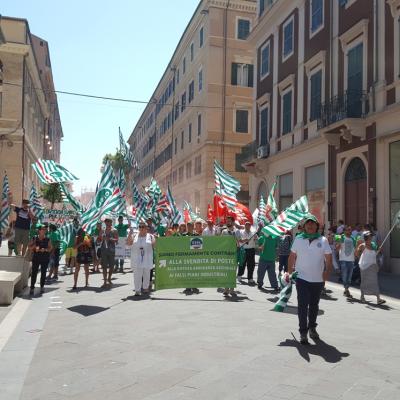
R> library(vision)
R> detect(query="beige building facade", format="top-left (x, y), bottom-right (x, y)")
top-left (0, 16), bottom-right (62, 204)
top-left (129, 0), bottom-right (257, 215)
top-left (245, 0), bottom-right (400, 273)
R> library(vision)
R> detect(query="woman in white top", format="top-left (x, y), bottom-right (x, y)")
top-left (355, 231), bottom-right (385, 305)
top-left (127, 222), bottom-right (155, 296)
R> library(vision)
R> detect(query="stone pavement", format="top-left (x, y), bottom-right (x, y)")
top-left (0, 262), bottom-right (399, 400)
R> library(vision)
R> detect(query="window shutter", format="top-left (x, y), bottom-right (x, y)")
top-left (231, 63), bottom-right (238, 85)
top-left (248, 64), bottom-right (254, 87)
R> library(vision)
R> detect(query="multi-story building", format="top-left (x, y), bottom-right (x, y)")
top-left (244, 0), bottom-right (400, 273)
top-left (129, 0), bottom-right (257, 214)
top-left (0, 16), bottom-right (62, 203)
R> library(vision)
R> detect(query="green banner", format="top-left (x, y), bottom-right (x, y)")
top-left (155, 236), bottom-right (237, 290)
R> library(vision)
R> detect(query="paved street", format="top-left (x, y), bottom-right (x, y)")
top-left (1, 259), bottom-right (400, 400)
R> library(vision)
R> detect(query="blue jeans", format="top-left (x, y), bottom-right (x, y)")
top-left (340, 261), bottom-right (354, 289)
top-left (257, 260), bottom-right (278, 289)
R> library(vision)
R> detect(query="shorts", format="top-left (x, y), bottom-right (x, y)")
top-left (101, 251), bottom-right (115, 269)
top-left (14, 228), bottom-right (29, 246)
top-left (65, 247), bottom-right (77, 258)
top-left (77, 252), bottom-right (93, 265)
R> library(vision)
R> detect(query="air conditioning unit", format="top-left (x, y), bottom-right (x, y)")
top-left (257, 145), bottom-right (269, 159)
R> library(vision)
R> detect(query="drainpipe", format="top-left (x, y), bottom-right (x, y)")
top-left (221, 0), bottom-right (231, 168)
top-left (372, 0), bottom-right (378, 113)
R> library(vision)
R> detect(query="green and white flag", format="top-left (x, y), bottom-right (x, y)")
top-left (262, 195), bottom-right (309, 238)
top-left (214, 160), bottom-right (240, 210)
top-left (32, 159), bottom-right (78, 184)
top-left (119, 128), bottom-right (138, 170)
top-left (59, 183), bottom-right (85, 213)
top-left (29, 183), bottom-right (44, 220)
top-left (58, 222), bottom-right (75, 255)
top-left (167, 184), bottom-right (182, 224)
top-left (265, 181), bottom-right (278, 222)
top-left (1, 173), bottom-right (10, 232)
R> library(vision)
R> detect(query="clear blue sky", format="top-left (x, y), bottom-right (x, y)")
top-left (2, 0), bottom-right (199, 194)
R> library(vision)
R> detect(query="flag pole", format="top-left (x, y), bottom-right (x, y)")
top-left (378, 211), bottom-right (400, 251)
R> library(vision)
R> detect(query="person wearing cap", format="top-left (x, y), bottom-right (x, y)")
top-left (355, 231), bottom-right (386, 305)
top-left (9, 198), bottom-right (34, 256)
top-left (238, 220), bottom-right (258, 284)
top-left (29, 224), bottom-right (52, 295)
top-left (202, 219), bottom-right (217, 236)
top-left (288, 214), bottom-right (333, 345)
top-left (114, 215), bottom-right (130, 273)
top-left (97, 218), bottom-right (118, 287)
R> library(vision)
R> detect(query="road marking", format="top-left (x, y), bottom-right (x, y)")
top-left (0, 298), bottom-right (31, 353)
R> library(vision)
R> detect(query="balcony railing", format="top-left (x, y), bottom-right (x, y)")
top-left (317, 90), bottom-right (369, 130)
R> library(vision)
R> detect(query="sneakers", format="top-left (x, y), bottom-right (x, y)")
top-left (134, 291), bottom-right (141, 296)
top-left (343, 289), bottom-right (352, 298)
top-left (300, 333), bottom-right (309, 345)
top-left (237, 276), bottom-right (243, 283)
top-left (308, 327), bottom-right (320, 340)
top-left (192, 288), bottom-right (200, 294)
top-left (248, 279), bottom-right (255, 285)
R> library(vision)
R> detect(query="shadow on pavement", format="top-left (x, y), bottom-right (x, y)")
top-left (320, 292), bottom-right (338, 301)
top-left (67, 304), bottom-right (110, 317)
top-left (150, 297), bottom-right (232, 302)
top-left (346, 297), bottom-right (394, 311)
top-left (278, 336), bottom-right (350, 363)
top-left (123, 294), bottom-right (152, 301)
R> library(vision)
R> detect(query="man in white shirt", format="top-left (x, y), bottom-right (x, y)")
top-left (238, 220), bottom-right (257, 284)
top-left (288, 214), bottom-right (333, 345)
top-left (202, 219), bottom-right (216, 236)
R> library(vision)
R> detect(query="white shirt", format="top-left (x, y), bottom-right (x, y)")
top-left (202, 226), bottom-right (216, 236)
top-left (291, 236), bottom-right (332, 282)
top-left (338, 236), bottom-right (355, 262)
top-left (336, 225), bottom-right (345, 235)
top-left (240, 228), bottom-right (257, 249)
top-left (130, 233), bottom-right (154, 269)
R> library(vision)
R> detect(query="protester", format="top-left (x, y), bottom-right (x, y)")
top-left (327, 228), bottom-right (340, 273)
top-left (171, 223), bottom-right (180, 236)
top-left (178, 223), bottom-right (187, 235)
top-left (257, 231), bottom-right (279, 291)
top-left (9, 199), bottom-right (33, 256)
top-left (194, 219), bottom-right (203, 235)
top-left (278, 230), bottom-right (292, 274)
top-left (202, 219), bottom-right (217, 236)
top-left (65, 218), bottom-right (80, 274)
top-left (336, 219), bottom-right (345, 235)
top-left (47, 224), bottom-right (61, 281)
top-left (97, 217), bottom-right (118, 288)
top-left (288, 214), bottom-right (333, 344)
top-left (356, 231), bottom-right (386, 305)
top-left (72, 228), bottom-right (93, 290)
top-left (336, 225), bottom-right (356, 298)
top-left (352, 223), bottom-right (362, 239)
top-left (29, 224), bottom-right (52, 295)
top-left (5, 221), bottom-right (16, 256)
top-left (92, 221), bottom-right (103, 273)
top-left (127, 222), bottom-right (155, 296)
top-left (220, 215), bottom-right (241, 296)
top-left (115, 215), bottom-right (129, 273)
top-left (238, 220), bottom-right (257, 284)
top-left (183, 221), bottom-right (200, 294)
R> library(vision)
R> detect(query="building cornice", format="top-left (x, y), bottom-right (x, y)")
top-left (0, 42), bottom-right (29, 55)
top-left (209, 0), bottom-right (257, 12)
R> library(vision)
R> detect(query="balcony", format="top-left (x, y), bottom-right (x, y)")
top-left (318, 90), bottom-right (369, 147)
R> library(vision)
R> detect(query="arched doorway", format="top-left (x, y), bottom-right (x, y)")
top-left (344, 157), bottom-right (367, 226)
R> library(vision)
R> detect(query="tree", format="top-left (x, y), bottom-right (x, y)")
top-left (41, 183), bottom-right (63, 209)
top-left (103, 150), bottom-right (130, 176)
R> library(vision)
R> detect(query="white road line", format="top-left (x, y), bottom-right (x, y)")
top-left (0, 298), bottom-right (31, 353)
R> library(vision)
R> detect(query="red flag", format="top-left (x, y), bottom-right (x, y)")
top-left (207, 204), bottom-right (214, 222)
top-left (183, 208), bottom-right (191, 223)
top-left (233, 201), bottom-right (253, 225)
top-left (213, 194), bottom-right (228, 224)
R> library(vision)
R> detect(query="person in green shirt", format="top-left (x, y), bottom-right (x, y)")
top-left (114, 216), bottom-right (129, 273)
top-left (257, 234), bottom-right (279, 291)
top-left (47, 224), bottom-right (61, 281)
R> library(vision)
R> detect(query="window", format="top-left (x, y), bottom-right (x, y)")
top-left (236, 110), bottom-right (249, 133)
top-left (260, 42), bottom-right (270, 79)
top-left (181, 130), bottom-right (184, 149)
top-left (179, 166), bottom-right (184, 183)
top-left (282, 89), bottom-right (292, 134)
top-left (188, 123), bottom-right (192, 143)
top-left (237, 19), bottom-right (250, 40)
top-left (279, 173), bottom-right (293, 210)
top-left (183, 57), bottom-right (186, 74)
top-left (259, 106), bottom-right (269, 145)
top-left (175, 102), bottom-right (180, 121)
top-left (186, 161), bottom-right (192, 179)
top-left (283, 18), bottom-right (294, 60)
top-left (188, 80), bottom-right (194, 103)
top-left (390, 141), bottom-right (400, 257)
top-left (311, 0), bottom-right (323, 34)
top-left (259, 0), bottom-right (265, 16)
top-left (197, 114), bottom-right (202, 136)
top-left (173, 170), bottom-right (177, 185)
top-left (190, 43), bottom-right (194, 61)
top-left (176, 68), bottom-right (180, 85)
top-left (181, 92), bottom-right (186, 112)
top-left (309, 69), bottom-right (322, 121)
top-left (231, 63), bottom-right (254, 87)
top-left (198, 69), bottom-right (203, 91)
top-left (174, 137), bottom-right (178, 154)
top-left (195, 155), bottom-right (202, 175)
top-left (199, 27), bottom-right (204, 47)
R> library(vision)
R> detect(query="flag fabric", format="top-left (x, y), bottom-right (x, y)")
top-left (32, 159), bottom-right (78, 184)
top-left (274, 272), bottom-right (298, 312)
top-left (214, 161), bottom-right (240, 210)
top-left (58, 222), bottom-right (76, 255)
top-left (257, 195), bottom-right (267, 226)
top-left (119, 128), bottom-right (138, 170)
top-left (59, 183), bottom-right (85, 213)
top-left (207, 204), bottom-right (214, 222)
top-left (265, 181), bottom-right (278, 222)
top-left (117, 169), bottom-right (126, 197)
top-left (183, 201), bottom-right (203, 222)
top-left (1, 173), bottom-right (10, 232)
top-left (167, 185), bottom-right (182, 224)
top-left (131, 181), bottom-right (148, 223)
top-left (261, 195), bottom-right (309, 238)
top-left (213, 194), bottom-right (228, 224)
top-left (232, 201), bottom-right (253, 225)
top-left (29, 184), bottom-right (44, 220)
